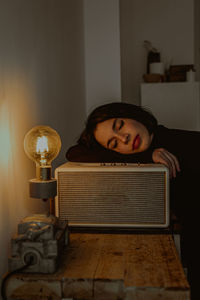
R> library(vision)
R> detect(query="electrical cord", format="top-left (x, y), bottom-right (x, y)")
top-left (1, 256), bottom-right (34, 300)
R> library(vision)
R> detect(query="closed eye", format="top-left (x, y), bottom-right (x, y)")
top-left (107, 138), bottom-right (118, 150)
top-left (111, 139), bottom-right (118, 149)
top-left (115, 119), bottom-right (124, 132)
top-left (107, 119), bottom-right (124, 149)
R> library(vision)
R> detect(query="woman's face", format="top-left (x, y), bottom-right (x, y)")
top-left (94, 118), bottom-right (153, 154)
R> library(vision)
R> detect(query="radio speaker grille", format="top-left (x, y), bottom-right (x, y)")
top-left (55, 164), bottom-right (169, 228)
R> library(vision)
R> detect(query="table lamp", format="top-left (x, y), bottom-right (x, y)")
top-left (24, 125), bottom-right (61, 211)
top-left (7, 125), bottom-right (69, 275)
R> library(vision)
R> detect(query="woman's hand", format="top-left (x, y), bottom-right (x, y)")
top-left (152, 148), bottom-right (180, 178)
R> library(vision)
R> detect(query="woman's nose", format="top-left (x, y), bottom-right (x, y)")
top-left (116, 132), bottom-right (129, 144)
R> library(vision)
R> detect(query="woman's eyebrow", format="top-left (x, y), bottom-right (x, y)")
top-left (112, 118), bottom-right (117, 131)
top-left (107, 119), bottom-right (117, 148)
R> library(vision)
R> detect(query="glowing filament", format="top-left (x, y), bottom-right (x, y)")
top-left (36, 136), bottom-right (49, 155)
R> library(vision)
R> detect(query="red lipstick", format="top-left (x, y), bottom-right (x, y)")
top-left (132, 134), bottom-right (140, 150)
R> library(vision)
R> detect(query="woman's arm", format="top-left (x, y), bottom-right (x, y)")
top-left (152, 148), bottom-right (180, 178)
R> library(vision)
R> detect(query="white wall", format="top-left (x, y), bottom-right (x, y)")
top-left (0, 0), bottom-right (85, 292)
top-left (120, 0), bottom-right (195, 104)
top-left (84, 0), bottom-right (121, 114)
top-left (141, 82), bottom-right (200, 130)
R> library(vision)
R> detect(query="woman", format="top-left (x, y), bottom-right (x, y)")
top-left (67, 102), bottom-right (200, 299)
top-left (66, 102), bottom-right (199, 176)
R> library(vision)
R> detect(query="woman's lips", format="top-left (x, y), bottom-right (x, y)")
top-left (132, 134), bottom-right (140, 150)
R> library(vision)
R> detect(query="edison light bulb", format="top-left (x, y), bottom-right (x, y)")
top-left (24, 125), bottom-right (61, 180)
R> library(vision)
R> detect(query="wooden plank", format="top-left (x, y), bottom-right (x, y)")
top-left (123, 234), bottom-right (190, 299)
top-left (93, 234), bottom-right (126, 300)
top-left (6, 233), bottom-right (190, 300)
top-left (124, 234), bottom-right (189, 288)
top-left (8, 278), bottom-right (61, 300)
top-left (94, 234), bottom-right (126, 279)
top-left (125, 288), bottom-right (190, 300)
top-left (92, 233), bottom-right (190, 299)
top-left (60, 233), bottom-right (102, 278)
top-left (61, 233), bottom-right (103, 299)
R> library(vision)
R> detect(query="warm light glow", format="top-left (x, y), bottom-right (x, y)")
top-left (24, 125), bottom-right (61, 167)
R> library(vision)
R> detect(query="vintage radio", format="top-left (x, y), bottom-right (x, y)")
top-left (55, 162), bottom-right (169, 228)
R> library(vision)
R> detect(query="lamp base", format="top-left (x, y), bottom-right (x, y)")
top-left (8, 214), bottom-right (69, 273)
top-left (29, 179), bottom-right (57, 199)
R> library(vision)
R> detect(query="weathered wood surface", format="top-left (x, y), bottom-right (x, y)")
top-left (7, 233), bottom-right (190, 300)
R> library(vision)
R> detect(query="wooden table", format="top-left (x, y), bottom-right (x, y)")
top-left (6, 233), bottom-right (190, 300)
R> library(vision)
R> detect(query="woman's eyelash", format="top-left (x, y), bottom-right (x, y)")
top-left (112, 139), bottom-right (118, 149)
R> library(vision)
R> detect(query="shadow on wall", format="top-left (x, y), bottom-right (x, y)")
top-left (0, 71), bottom-right (48, 280)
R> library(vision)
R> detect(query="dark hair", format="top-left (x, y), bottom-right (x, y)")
top-left (78, 102), bottom-right (157, 148)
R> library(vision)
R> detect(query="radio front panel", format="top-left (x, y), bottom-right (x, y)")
top-left (55, 163), bottom-right (169, 228)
